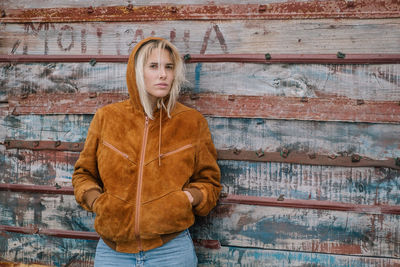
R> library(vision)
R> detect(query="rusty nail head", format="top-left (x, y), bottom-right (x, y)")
top-left (357, 99), bottom-right (364, 105)
top-left (328, 154), bottom-right (337, 159)
top-left (20, 93), bottom-right (29, 99)
top-left (233, 148), bottom-right (241, 155)
top-left (55, 183), bottom-right (61, 189)
top-left (73, 143), bottom-right (80, 148)
top-left (351, 154), bottom-right (361, 162)
top-left (277, 194), bottom-right (285, 201)
top-left (190, 94), bottom-right (199, 100)
top-left (183, 54), bottom-right (191, 61)
top-left (265, 53), bottom-right (271, 60)
top-left (170, 6), bottom-right (178, 13)
top-left (256, 149), bottom-right (264, 158)
top-left (280, 148), bottom-right (289, 158)
top-left (4, 140), bottom-right (10, 147)
top-left (89, 92), bottom-right (97, 98)
top-left (1, 10), bottom-right (6, 17)
top-left (89, 59), bottom-right (97, 66)
top-left (87, 6), bottom-right (94, 13)
top-left (220, 192), bottom-right (228, 198)
top-left (54, 140), bottom-right (61, 147)
top-left (301, 97), bottom-right (308, 103)
top-left (395, 158), bottom-right (400, 167)
top-left (345, 0), bottom-right (355, 7)
top-left (337, 52), bottom-right (346, 59)
top-left (228, 95), bottom-right (235, 101)
top-left (308, 152), bottom-right (316, 159)
top-left (33, 141), bottom-right (39, 147)
top-left (259, 5), bottom-right (267, 12)
top-left (127, 4), bottom-right (133, 10)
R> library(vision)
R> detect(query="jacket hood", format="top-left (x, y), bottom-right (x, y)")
top-left (126, 37), bottom-right (165, 113)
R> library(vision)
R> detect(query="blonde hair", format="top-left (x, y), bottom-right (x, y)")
top-left (135, 39), bottom-right (185, 119)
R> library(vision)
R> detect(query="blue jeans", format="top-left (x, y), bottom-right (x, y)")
top-left (94, 230), bottom-right (198, 267)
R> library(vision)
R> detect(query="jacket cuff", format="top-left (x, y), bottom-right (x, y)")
top-left (83, 188), bottom-right (102, 210)
top-left (183, 188), bottom-right (203, 207)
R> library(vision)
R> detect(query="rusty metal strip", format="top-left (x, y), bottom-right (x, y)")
top-left (3, 140), bottom-right (400, 169)
top-left (0, 224), bottom-right (220, 248)
top-left (217, 149), bottom-right (400, 170)
top-left (1, 184), bottom-right (399, 214)
top-left (1, 1), bottom-right (399, 23)
top-left (7, 93), bottom-right (400, 124)
top-left (0, 225), bottom-right (99, 240)
top-left (220, 194), bottom-right (400, 215)
top-left (0, 183), bottom-right (74, 195)
top-left (1, 54), bottom-right (400, 64)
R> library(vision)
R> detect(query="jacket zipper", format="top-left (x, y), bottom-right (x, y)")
top-left (135, 116), bottom-right (149, 251)
top-left (102, 140), bottom-right (130, 160)
top-left (160, 144), bottom-right (193, 158)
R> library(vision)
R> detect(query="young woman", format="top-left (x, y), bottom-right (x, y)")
top-left (72, 37), bottom-right (221, 266)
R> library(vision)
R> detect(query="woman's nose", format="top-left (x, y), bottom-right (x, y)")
top-left (159, 67), bottom-right (167, 78)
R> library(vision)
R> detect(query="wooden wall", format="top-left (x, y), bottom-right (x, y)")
top-left (1, 0), bottom-right (399, 266)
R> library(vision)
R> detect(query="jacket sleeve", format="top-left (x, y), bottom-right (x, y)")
top-left (185, 116), bottom-right (221, 216)
top-left (72, 111), bottom-right (103, 212)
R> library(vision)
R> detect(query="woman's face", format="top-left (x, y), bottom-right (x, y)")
top-left (143, 48), bottom-right (175, 105)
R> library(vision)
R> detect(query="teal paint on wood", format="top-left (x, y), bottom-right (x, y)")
top-left (195, 245), bottom-right (400, 267)
top-left (0, 232), bottom-right (97, 267)
top-left (1, 63), bottom-right (399, 101)
top-left (2, 115), bottom-right (400, 160)
top-left (191, 203), bottom-right (400, 257)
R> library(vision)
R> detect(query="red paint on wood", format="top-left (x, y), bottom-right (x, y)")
top-left (220, 194), bottom-right (400, 215)
top-left (1, 54), bottom-right (399, 64)
top-left (0, 225), bottom-right (99, 240)
top-left (0, 183), bottom-right (74, 195)
top-left (8, 92), bottom-right (400, 124)
top-left (1, 1), bottom-right (399, 23)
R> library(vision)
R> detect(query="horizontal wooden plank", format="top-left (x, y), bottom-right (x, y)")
top-left (5, 92), bottom-right (400, 124)
top-left (1, 63), bottom-right (399, 101)
top-left (1, 193), bottom-right (399, 257)
top-left (0, 232), bottom-right (97, 267)
top-left (191, 203), bottom-right (400, 257)
top-left (1, 19), bottom-right (399, 55)
top-left (2, 1), bottom-right (399, 23)
top-left (2, 185), bottom-right (399, 215)
top-left (2, 53), bottom-right (400, 64)
top-left (2, 115), bottom-right (399, 160)
top-left (195, 245), bottom-right (400, 267)
top-left (2, 149), bottom-right (399, 206)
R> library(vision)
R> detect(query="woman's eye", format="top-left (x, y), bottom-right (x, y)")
top-left (166, 65), bottom-right (174, 69)
top-left (149, 64), bottom-right (158, 69)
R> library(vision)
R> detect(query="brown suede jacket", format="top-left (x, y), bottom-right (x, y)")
top-left (72, 37), bottom-right (221, 253)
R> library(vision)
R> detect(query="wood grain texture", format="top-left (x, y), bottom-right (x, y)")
top-left (192, 203), bottom-right (400, 258)
top-left (2, 115), bottom-right (399, 159)
top-left (1, 19), bottom-right (399, 55)
top-left (195, 245), bottom-right (400, 267)
top-left (1, 63), bottom-right (398, 101)
top-left (0, 232), bottom-right (96, 267)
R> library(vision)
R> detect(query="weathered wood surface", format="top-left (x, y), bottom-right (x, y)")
top-left (0, 232), bottom-right (96, 267)
top-left (0, 0), bottom-right (323, 9)
top-left (2, 115), bottom-right (400, 160)
top-left (1, 191), bottom-right (400, 258)
top-left (1, 19), bottom-right (400, 55)
top-left (1, 63), bottom-right (399, 100)
top-left (192, 203), bottom-right (400, 258)
top-left (2, 147), bottom-right (399, 205)
top-left (195, 245), bottom-right (400, 267)
top-left (2, 0), bottom-right (399, 22)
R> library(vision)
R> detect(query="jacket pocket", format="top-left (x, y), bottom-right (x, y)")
top-left (139, 190), bottom-right (195, 239)
top-left (93, 192), bottom-right (136, 242)
top-left (160, 144), bottom-right (194, 159)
